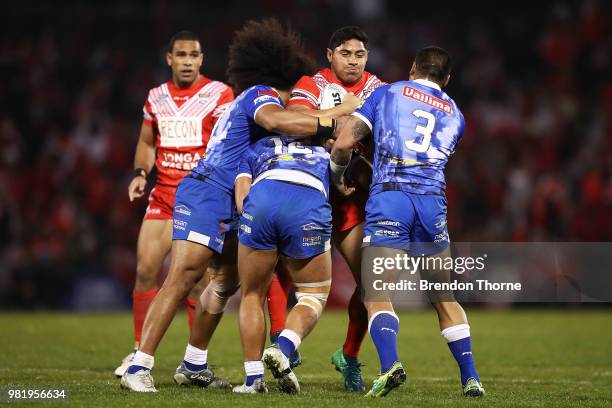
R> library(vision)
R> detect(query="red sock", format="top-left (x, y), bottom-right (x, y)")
top-left (267, 273), bottom-right (291, 337)
top-left (185, 296), bottom-right (198, 332)
top-left (133, 288), bottom-right (158, 344)
top-left (342, 287), bottom-right (368, 357)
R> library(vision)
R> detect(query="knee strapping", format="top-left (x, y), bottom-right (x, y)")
top-left (200, 278), bottom-right (239, 314)
top-left (294, 280), bottom-right (331, 318)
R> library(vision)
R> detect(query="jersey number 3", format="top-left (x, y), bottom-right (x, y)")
top-left (405, 109), bottom-right (435, 153)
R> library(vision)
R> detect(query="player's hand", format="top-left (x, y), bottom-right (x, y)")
top-left (128, 176), bottom-right (147, 202)
top-left (340, 92), bottom-right (360, 114)
top-left (323, 137), bottom-right (335, 151)
top-left (335, 178), bottom-right (355, 197)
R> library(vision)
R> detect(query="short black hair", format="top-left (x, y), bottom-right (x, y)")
top-left (328, 26), bottom-right (369, 50)
top-left (227, 18), bottom-right (316, 94)
top-left (414, 46), bottom-right (452, 84)
top-left (168, 30), bottom-right (201, 53)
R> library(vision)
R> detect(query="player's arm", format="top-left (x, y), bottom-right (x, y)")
top-left (234, 175), bottom-right (252, 214)
top-left (330, 116), bottom-right (372, 192)
top-left (234, 150), bottom-right (254, 213)
top-left (128, 122), bottom-right (155, 202)
top-left (254, 104), bottom-right (335, 142)
top-left (330, 85), bottom-right (385, 190)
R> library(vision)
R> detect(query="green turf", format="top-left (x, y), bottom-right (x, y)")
top-left (1, 309), bottom-right (611, 407)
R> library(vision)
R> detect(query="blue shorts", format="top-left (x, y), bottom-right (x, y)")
top-left (172, 175), bottom-right (237, 254)
top-left (363, 190), bottom-right (449, 256)
top-left (239, 179), bottom-right (332, 259)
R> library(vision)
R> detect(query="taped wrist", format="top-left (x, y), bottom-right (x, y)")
top-left (314, 117), bottom-right (336, 146)
top-left (330, 159), bottom-right (348, 186)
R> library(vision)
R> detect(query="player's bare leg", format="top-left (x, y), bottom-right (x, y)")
top-left (186, 270), bottom-right (209, 331)
top-left (233, 243), bottom-right (277, 394)
top-left (134, 219), bottom-right (173, 292)
top-left (282, 252), bottom-right (331, 338)
top-left (139, 240), bottom-right (212, 355)
top-left (121, 240), bottom-right (214, 392)
top-left (115, 219), bottom-right (172, 377)
top-left (262, 251), bottom-right (332, 394)
top-left (116, 219), bottom-right (212, 378)
top-left (238, 244), bottom-right (278, 361)
top-left (331, 222), bottom-right (368, 391)
top-left (175, 236), bottom-right (239, 389)
top-left (423, 246), bottom-right (484, 397)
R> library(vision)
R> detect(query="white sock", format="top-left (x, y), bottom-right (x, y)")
top-left (279, 329), bottom-right (302, 350)
top-left (441, 323), bottom-right (470, 343)
top-left (244, 360), bottom-right (264, 377)
top-left (184, 344), bottom-right (208, 366)
top-left (132, 351), bottom-right (154, 369)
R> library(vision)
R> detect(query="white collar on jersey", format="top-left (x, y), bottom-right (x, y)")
top-left (413, 78), bottom-right (441, 91)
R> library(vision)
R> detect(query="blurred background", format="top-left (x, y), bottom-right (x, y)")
top-left (0, 0), bottom-right (610, 309)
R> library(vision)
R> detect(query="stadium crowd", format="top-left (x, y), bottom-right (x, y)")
top-left (1, 0), bottom-right (610, 308)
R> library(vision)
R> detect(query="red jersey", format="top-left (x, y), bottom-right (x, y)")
top-left (288, 69), bottom-right (385, 232)
top-left (143, 75), bottom-right (234, 187)
top-left (287, 68), bottom-right (384, 109)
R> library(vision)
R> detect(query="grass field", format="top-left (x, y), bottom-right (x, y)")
top-left (1, 309), bottom-right (611, 407)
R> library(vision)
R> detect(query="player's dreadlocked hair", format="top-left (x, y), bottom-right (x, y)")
top-left (227, 18), bottom-right (316, 94)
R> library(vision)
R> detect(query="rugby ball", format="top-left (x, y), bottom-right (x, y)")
top-left (318, 83), bottom-right (347, 109)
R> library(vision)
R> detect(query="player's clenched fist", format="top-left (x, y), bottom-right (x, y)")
top-left (342, 92), bottom-right (361, 113)
top-left (128, 176), bottom-right (147, 202)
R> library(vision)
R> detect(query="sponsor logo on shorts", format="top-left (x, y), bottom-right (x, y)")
top-left (215, 237), bottom-right (223, 245)
top-left (374, 230), bottom-right (399, 237)
top-left (303, 234), bottom-right (322, 247)
top-left (434, 231), bottom-right (449, 243)
top-left (376, 220), bottom-right (400, 227)
top-left (242, 212), bottom-right (253, 221)
top-left (302, 222), bottom-right (324, 231)
top-left (363, 235), bottom-right (371, 243)
top-left (240, 224), bottom-right (252, 234)
top-left (435, 218), bottom-right (447, 229)
top-left (174, 219), bottom-right (187, 231)
top-left (146, 207), bottom-right (161, 215)
top-left (175, 205), bottom-right (191, 216)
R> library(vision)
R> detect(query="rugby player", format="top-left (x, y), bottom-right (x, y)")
top-left (120, 19), bottom-right (343, 393)
top-left (232, 134), bottom-right (332, 394)
top-left (115, 31), bottom-right (234, 377)
top-left (330, 47), bottom-right (485, 398)
top-left (267, 26), bottom-right (385, 391)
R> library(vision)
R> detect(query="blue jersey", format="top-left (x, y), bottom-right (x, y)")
top-left (191, 85), bottom-right (284, 192)
top-left (238, 136), bottom-right (330, 197)
top-left (353, 79), bottom-right (464, 195)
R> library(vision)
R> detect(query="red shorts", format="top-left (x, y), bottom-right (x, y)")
top-left (144, 184), bottom-right (176, 220)
top-left (330, 188), bottom-right (368, 233)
